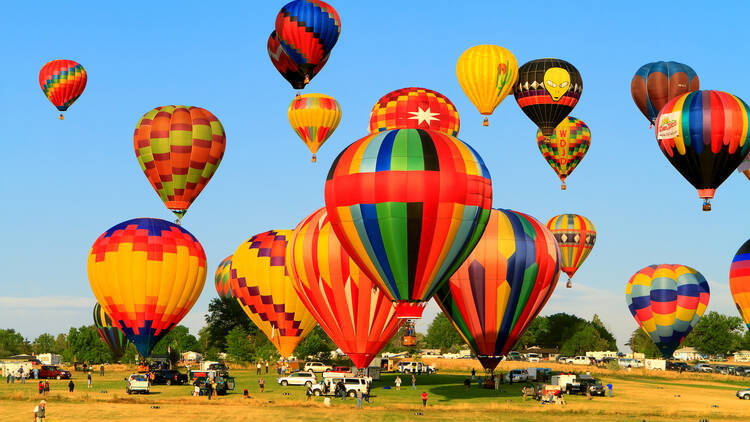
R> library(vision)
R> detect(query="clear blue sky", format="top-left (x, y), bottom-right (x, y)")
top-left (1, 1), bottom-right (748, 351)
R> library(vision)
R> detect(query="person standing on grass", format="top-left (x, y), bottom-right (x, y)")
top-left (258, 377), bottom-right (265, 393)
top-left (256, 362), bottom-right (261, 375)
top-left (411, 373), bottom-right (416, 390)
top-left (464, 378), bottom-right (471, 391)
top-left (471, 368), bottom-right (476, 380)
top-left (395, 375), bottom-right (401, 391)
top-left (33, 400), bottom-right (46, 422)
top-left (68, 380), bottom-right (74, 394)
top-left (606, 383), bottom-right (613, 397)
top-left (87, 372), bottom-right (92, 388)
top-left (38, 381), bottom-right (44, 395)
top-left (306, 385), bottom-right (312, 401)
top-left (421, 391), bottom-right (428, 407)
top-left (100, 365), bottom-right (104, 377)
top-left (43, 381), bottom-right (50, 397)
top-left (355, 388), bottom-right (362, 409)
top-left (19, 367), bottom-right (25, 383)
top-left (265, 361), bottom-right (269, 374)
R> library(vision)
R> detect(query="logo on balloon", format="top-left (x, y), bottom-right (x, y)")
top-left (657, 112), bottom-right (680, 139)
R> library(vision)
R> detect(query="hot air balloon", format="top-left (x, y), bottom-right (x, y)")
top-left (133, 106), bottom-right (226, 221)
top-left (514, 58), bottom-right (582, 136)
top-left (39, 59), bottom-right (87, 120)
top-left (275, 0), bottom-right (341, 81)
top-left (631, 61), bottom-right (699, 125)
top-left (230, 230), bottom-right (317, 357)
top-left (625, 264), bottom-right (710, 359)
top-left (215, 256), bottom-right (234, 299)
top-left (324, 128), bottom-right (493, 318)
top-left (536, 116), bottom-right (591, 190)
top-left (288, 93), bottom-right (341, 162)
top-left (369, 87), bottom-right (460, 136)
top-left (456, 45), bottom-right (518, 126)
top-left (267, 30), bottom-right (328, 90)
top-left (546, 214), bottom-right (596, 288)
top-left (287, 208), bottom-right (403, 368)
top-left (93, 303), bottom-right (130, 360)
top-left (730, 238), bottom-right (750, 329)
top-left (87, 218), bottom-right (207, 357)
top-left (655, 90), bottom-right (750, 211)
top-left (435, 209), bottom-right (561, 372)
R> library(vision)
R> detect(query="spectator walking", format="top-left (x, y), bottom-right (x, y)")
top-left (421, 391), bottom-right (428, 407)
top-left (43, 381), bottom-right (50, 397)
top-left (464, 378), bottom-right (471, 391)
top-left (68, 380), bottom-right (75, 394)
top-left (100, 365), bottom-right (104, 376)
top-left (471, 368), bottom-right (476, 380)
top-left (258, 377), bottom-right (265, 393)
top-left (411, 374), bottom-right (416, 390)
top-left (256, 362), bottom-right (262, 375)
top-left (19, 367), bottom-right (25, 383)
top-left (394, 376), bottom-right (401, 391)
top-left (265, 361), bottom-right (269, 374)
top-left (33, 367), bottom-right (39, 380)
top-left (87, 372), bottom-right (92, 388)
top-left (356, 388), bottom-right (362, 408)
top-left (205, 380), bottom-right (213, 400)
top-left (33, 400), bottom-right (46, 422)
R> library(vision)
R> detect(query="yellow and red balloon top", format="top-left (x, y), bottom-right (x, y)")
top-left (368, 87), bottom-right (460, 137)
top-left (288, 94), bottom-right (341, 162)
top-left (730, 238), bottom-right (750, 329)
top-left (39, 59), bottom-right (87, 118)
top-left (546, 214), bottom-right (596, 283)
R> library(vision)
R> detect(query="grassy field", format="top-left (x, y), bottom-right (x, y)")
top-left (2, 361), bottom-right (750, 421)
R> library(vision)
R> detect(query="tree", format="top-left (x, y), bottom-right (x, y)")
top-left (513, 317), bottom-right (550, 351)
top-left (65, 326), bottom-right (112, 364)
top-left (683, 312), bottom-right (744, 356)
top-left (151, 325), bottom-right (200, 356)
top-left (53, 334), bottom-right (68, 355)
top-left (625, 328), bottom-right (661, 358)
top-left (559, 324), bottom-right (613, 356)
top-left (424, 313), bottom-right (463, 352)
top-left (204, 297), bottom-right (266, 351)
top-left (32, 333), bottom-right (56, 354)
top-left (0, 329), bottom-right (29, 357)
top-left (225, 326), bottom-right (253, 363)
top-left (295, 325), bottom-right (335, 363)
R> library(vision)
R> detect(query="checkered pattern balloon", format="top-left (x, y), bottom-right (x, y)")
top-left (288, 93), bottom-right (341, 162)
top-left (39, 59), bottom-right (87, 117)
top-left (275, 0), bottom-right (340, 75)
top-left (214, 256), bottom-right (234, 299)
top-left (536, 116), bottom-right (591, 188)
top-left (368, 87), bottom-right (460, 137)
top-left (546, 214), bottom-right (596, 283)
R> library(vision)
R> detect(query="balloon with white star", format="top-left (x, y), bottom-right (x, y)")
top-left (368, 87), bottom-right (461, 136)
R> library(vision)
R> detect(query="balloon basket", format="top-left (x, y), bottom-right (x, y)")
top-left (59, 114), bottom-right (64, 120)
top-left (395, 302), bottom-right (426, 319)
top-left (304, 75), bottom-right (310, 84)
top-left (702, 201), bottom-right (711, 212)
top-left (566, 279), bottom-right (572, 288)
top-left (561, 182), bottom-right (566, 191)
top-left (482, 117), bottom-right (489, 127)
top-left (311, 154), bottom-right (317, 163)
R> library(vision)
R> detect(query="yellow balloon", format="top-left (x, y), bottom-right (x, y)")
top-left (288, 93), bottom-right (342, 162)
top-left (456, 45), bottom-right (519, 126)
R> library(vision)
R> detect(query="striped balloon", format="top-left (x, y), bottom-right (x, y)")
top-left (134, 106), bottom-right (226, 220)
top-left (730, 239), bottom-right (750, 329)
top-left (656, 90), bottom-right (750, 209)
top-left (456, 45), bottom-right (518, 127)
top-left (93, 303), bottom-right (129, 360)
top-left (275, 0), bottom-right (341, 76)
top-left (435, 209), bottom-right (561, 371)
top-left (87, 218), bottom-right (207, 357)
top-left (287, 208), bottom-right (403, 369)
top-left (230, 230), bottom-right (317, 358)
top-left (214, 256), bottom-right (234, 299)
top-left (39, 59), bottom-right (87, 119)
top-left (368, 87), bottom-right (461, 137)
top-left (325, 128), bottom-right (493, 317)
top-left (546, 214), bottom-right (596, 287)
top-left (625, 264), bottom-right (710, 359)
top-left (536, 116), bottom-right (591, 190)
top-left (288, 93), bottom-right (342, 162)
top-left (631, 61), bottom-right (699, 125)
top-left (268, 30), bottom-right (327, 90)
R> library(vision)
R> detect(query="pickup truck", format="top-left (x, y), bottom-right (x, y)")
top-left (150, 369), bottom-right (188, 385)
top-left (565, 375), bottom-right (605, 396)
top-left (126, 373), bottom-right (150, 394)
top-left (38, 365), bottom-right (71, 380)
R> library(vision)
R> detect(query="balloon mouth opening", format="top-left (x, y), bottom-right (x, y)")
top-left (395, 302), bottom-right (426, 319)
top-left (171, 209), bottom-right (188, 224)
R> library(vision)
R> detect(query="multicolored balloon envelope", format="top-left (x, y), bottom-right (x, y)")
top-left (656, 90), bottom-right (750, 210)
top-left (536, 116), bottom-right (591, 190)
top-left (93, 303), bottom-right (129, 360)
top-left (230, 230), bottom-right (317, 357)
top-left (39, 59), bottom-right (87, 119)
top-left (87, 218), bottom-right (207, 357)
top-left (730, 238), bottom-right (750, 329)
top-left (546, 214), bottom-right (596, 288)
top-left (631, 61), bottom-right (699, 125)
top-left (268, 30), bottom-right (327, 90)
top-left (288, 93), bottom-right (342, 162)
top-left (133, 105), bottom-right (227, 220)
top-left (287, 208), bottom-right (403, 369)
top-left (625, 264), bottom-right (710, 359)
top-left (369, 87), bottom-right (460, 136)
top-left (275, 0), bottom-right (341, 77)
top-left (325, 128), bottom-right (493, 318)
top-left (435, 209), bottom-right (561, 371)
top-left (214, 256), bottom-right (234, 299)
top-left (456, 45), bottom-right (518, 126)
top-left (514, 58), bottom-right (582, 137)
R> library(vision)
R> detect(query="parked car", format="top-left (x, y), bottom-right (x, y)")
top-left (666, 361), bottom-right (690, 372)
top-left (507, 352), bottom-right (522, 361)
top-left (694, 363), bottom-right (713, 373)
top-left (277, 371), bottom-right (317, 387)
top-left (126, 373), bottom-right (150, 394)
top-left (714, 365), bottom-right (730, 375)
top-left (330, 366), bottom-right (351, 373)
top-left (565, 375), bottom-right (606, 396)
top-left (738, 387), bottom-right (750, 399)
top-left (304, 362), bottom-right (332, 373)
top-left (526, 353), bottom-right (540, 362)
top-left (312, 377), bottom-right (370, 397)
top-left (150, 369), bottom-right (188, 386)
top-left (38, 365), bottom-right (71, 380)
top-left (556, 356), bottom-right (570, 363)
top-left (571, 356), bottom-right (592, 365)
top-left (504, 369), bottom-right (528, 383)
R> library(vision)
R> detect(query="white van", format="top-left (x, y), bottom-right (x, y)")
top-left (572, 356), bottom-right (591, 365)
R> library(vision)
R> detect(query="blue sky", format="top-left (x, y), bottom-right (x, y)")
top-left (1, 1), bottom-right (748, 351)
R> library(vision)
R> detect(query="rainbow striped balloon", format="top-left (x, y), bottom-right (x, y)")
top-left (39, 59), bottom-right (87, 119)
top-left (730, 239), bottom-right (750, 329)
top-left (435, 209), bottom-right (561, 371)
top-left (87, 218), bottom-right (207, 357)
top-left (325, 129), bottom-right (492, 316)
top-left (546, 214), bottom-right (596, 286)
top-left (93, 303), bottom-right (129, 360)
top-left (288, 93), bottom-right (341, 162)
top-left (214, 255), bottom-right (234, 299)
top-left (625, 264), bottom-right (710, 359)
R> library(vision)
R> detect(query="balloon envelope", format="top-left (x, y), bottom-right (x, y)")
top-left (39, 59), bottom-right (87, 116)
top-left (730, 239), bottom-right (750, 329)
top-left (133, 105), bottom-right (226, 219)
top-left (287, 208), bottom-right (403, 368)
top-left (267, 30), bottom-right (328, 90)
top-left (435, 209), bottom-right (561, 371)
top-left (215, 256), bottom-right (234, 299)
top-left (93, 303), bottom-right (129, 360)
top-left (275, 0), bottom-right (341, 75)
top-left (230, 230), bottom-right (317, 357)
top-left (546, 214), bottom-right (596, 282)
top-left (456, 45), bottom-right (518, 126)
top-left (631, 61), bottom-right (699, 125)
top-left (514, 58), bottom-right (582, 137)
top-left (536, 116), bottom-right (591, 189)
top-left (369, 87), bottom-right (460, 136)
top-left (655, 90), bottom-right (750, 207)
top-left (288, 93), bottom-right (342, 162)
top-left (324, 128), bottom-right (493, 316)
top-left (87, 218), bottom-right (207, 357)
top-left (625, 264), bottom-right (710, 359)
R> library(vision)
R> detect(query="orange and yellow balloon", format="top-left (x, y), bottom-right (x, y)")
top-left (288, 94), bottom-right (341, 162)
top-left (456, 45), bottom-right (518, 126)
top-left (546, 214), bottom-right (596, 288)
top-left (230, 230), bottom-right (317, 357)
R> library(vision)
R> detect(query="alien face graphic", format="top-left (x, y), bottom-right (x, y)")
top-left (543, 67), bottom-right (571, 101)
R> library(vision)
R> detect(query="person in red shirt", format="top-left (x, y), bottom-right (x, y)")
top-left (421, 391), bottom-right (428, 407)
